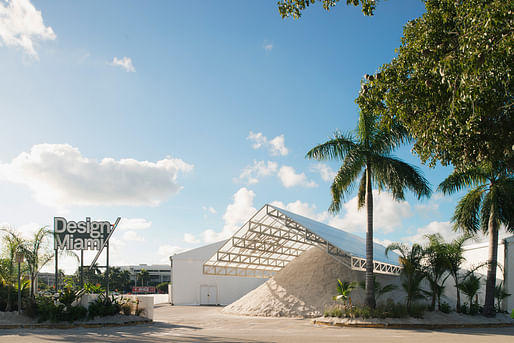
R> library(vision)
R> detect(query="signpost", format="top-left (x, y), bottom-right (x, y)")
top-left (53, 217), bottom-right (120, 293)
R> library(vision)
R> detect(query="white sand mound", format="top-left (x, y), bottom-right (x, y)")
top-left (223, 247), bottom-right (402, 318)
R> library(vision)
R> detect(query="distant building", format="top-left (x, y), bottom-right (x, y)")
top-left (119, 264), bottom-right (171, 286)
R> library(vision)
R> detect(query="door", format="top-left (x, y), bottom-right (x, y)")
top-left (200, 285), bottom-right (217, 305)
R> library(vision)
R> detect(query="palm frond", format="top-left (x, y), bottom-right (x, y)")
top-left (438, 168), bottom-right (490, 195)
top-left (357, 172), bottom-right (366, 209)
top-left (306, 132), bottom-right (358, 161)
top-left (371, 154), bottom-right (432, 200)
top-left (453, 186), bottom-right (486, 234)
top-left (329, 151), bottom-right (366, 213)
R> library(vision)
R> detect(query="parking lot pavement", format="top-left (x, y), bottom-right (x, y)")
top-left (1, 304), bottom-right (513, 343)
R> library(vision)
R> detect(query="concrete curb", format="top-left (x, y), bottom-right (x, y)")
top-left (0, 319), bottom-right (153, 330)
top-left (313, 319), bottom-right (514, 329)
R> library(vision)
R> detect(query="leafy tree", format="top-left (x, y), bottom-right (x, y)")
top-left (358, 0), bottom-right (514, 172)
top-left (333, 279), bottom-right (358, 309)
top-left (386, 243), bottom-right (427, 312)
top-left (277, 0), bottom-right (378, 18)
top-left (307, 112), bottom-right (431, 308)
top-left (423, 234), bottom-right (450, 311)
top-left (439, 165), bottom-right (514, 316)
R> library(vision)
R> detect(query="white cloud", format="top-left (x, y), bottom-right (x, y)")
top-left (202, 206), bottom-right (217, 214)
top-left (311, 163), bottom-right (337, 182)
top-left (110, 56), bottom-right (135, 72)
top-left (184, 233), bottom-right (200, 244)
top-left (0, 144), bottom-right (193, 208)
top-left (157, 244), bottom-right (187, 261)
top-left (328, 190), bottom-right (412, 234)
top-left (0, 0), bottom-right (56, 58)
top-left (117, 218), bottom-right (152, 231)
top-left (270, 200), bottom-right (329, 222)
top-left (247, 131), bottom-right (288, 156)
top-left (262, 41), bottom-right (273, 54)
top-left (235, 160), bottom-right (278, 185)
top-left (402, 221), bottom-right (459, 245)
top-left (122, 230), bottom-right (144, 242)
top-left (195, 187), bottom-right (256, 244)
top-left (278, 166), bottom-right (317, 188)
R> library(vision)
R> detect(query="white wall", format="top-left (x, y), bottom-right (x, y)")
top-left (171, 240), bottom-right (266, 305)
top-left (442, 236), bottom-right (513, 312)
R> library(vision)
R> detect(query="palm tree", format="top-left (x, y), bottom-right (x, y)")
top-left (358, 276), bottom-right (397, 304)
top-left (20, 226), bottom-right (53, 298)
top-left (458, 272), bottom-right (481, 307)
top-left (423, 234), bottom-right (450, 311)
top-left (137, 269), bottom-right (150, 287)
top-left (0, 228), bottom-right (25, 311)
top-left (307, 112), bottom-right (431, 308)
top-left (333, 279), bottom-right (358, 309)
top-left (445, 235), bottom-right (469, 312)
top-left (386, 243), bottom-right (427, 312)
top-left (439, 165), bottom-right (514, 316)
top-left (494, 282), bottom-right (511, 312)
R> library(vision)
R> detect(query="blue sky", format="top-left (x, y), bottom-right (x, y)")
top-left (0, 0), bottom-right (475, 272)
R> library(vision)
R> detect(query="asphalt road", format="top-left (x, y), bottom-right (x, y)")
top-left (1, 304), bottom-right (513, 343)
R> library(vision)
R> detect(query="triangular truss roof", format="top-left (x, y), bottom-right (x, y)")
top-left (203, 204), bottom-right (400, 278)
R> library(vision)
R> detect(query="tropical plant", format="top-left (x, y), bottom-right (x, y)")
top-left (495, 282), bottom-right (511, 312)
top-left (439, 165), bottom-right (514, 316)
top-left (458, 272), bottom-right (481, 313)
top-left (20, 226), bottom-right (53, 298)
top-left (423, 234), bottom-right (450, 311)
top-left (307, 112), bottom-right (431, 308)
top-left (0, 228), bottom-right (25, 311)
top-left (386, 243), bottom-right (427, 313)
top-left (358, 276), bottom-right (397, 304)
top-left (333, 279), bottom-right (357, 309)
top-left (444, 235), bottom-right (469, 312)
top-left (137, 269), bottom-right (150, 287)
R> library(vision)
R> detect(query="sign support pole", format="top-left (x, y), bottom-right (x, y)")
top-left (80, 250), bottom-right (84, 287)
top-left (106, 241), bottom-right (110, 298)
top-left (54, 249), bottom-right (58, 292)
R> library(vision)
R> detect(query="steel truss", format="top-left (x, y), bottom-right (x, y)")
top-left (203, 204), bottom-right (400, 278)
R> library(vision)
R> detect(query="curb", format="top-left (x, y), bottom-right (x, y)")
top-left (0, 319), bottom-right (153, 330)
top-left (312, 319), bottom-right (514, 329)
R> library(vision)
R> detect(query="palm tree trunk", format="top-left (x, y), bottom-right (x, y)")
top-left (455, 278), bottom-right (461, 312)
top-left (365, 164), bottom-right (376, 308)
top-left (484, 206), bottom-right (499, 317)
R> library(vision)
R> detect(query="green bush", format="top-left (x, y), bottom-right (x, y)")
top-left (87, 296), bottom-right (121, 319)
top-left (36, 296), bottom-right (65, 323)
top-left (439, 302), bottom-right (451, 314)
top-left (511, 309), bottom-right (514, 319)
top-left (323, 301), bottom-right (417, 319)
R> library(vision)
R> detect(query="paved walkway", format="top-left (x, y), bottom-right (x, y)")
top-left (0, 304), bottom-right (513, 342)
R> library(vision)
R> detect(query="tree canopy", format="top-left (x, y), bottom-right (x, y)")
top-left (277, 0), bottom-right (378, 18)
top-left (358, 0), bottom-right (514, 172)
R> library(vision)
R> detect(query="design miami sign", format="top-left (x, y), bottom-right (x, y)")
top-left (54, 217), bottom-right (120, 251)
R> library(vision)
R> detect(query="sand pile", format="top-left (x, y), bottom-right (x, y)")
top-left (223, 247), bottom-right (402, 318)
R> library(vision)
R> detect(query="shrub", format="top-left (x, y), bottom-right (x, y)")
top-left (36, 296), bottom-right (65, 323)
top-left (439, 302), bottom-right (451, 314)
top-left (87, 295), bottom-right (121, 319)
top-left (323, 301), bottom-right (421, 319)
top-left (511, 309), bottom-right (514, 319)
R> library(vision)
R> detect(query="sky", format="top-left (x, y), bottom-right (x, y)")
top-left (0, 0), bottom-right (493, 273)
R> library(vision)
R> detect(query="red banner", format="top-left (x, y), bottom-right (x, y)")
top-left (132, 286), bottom-right (156, 294)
